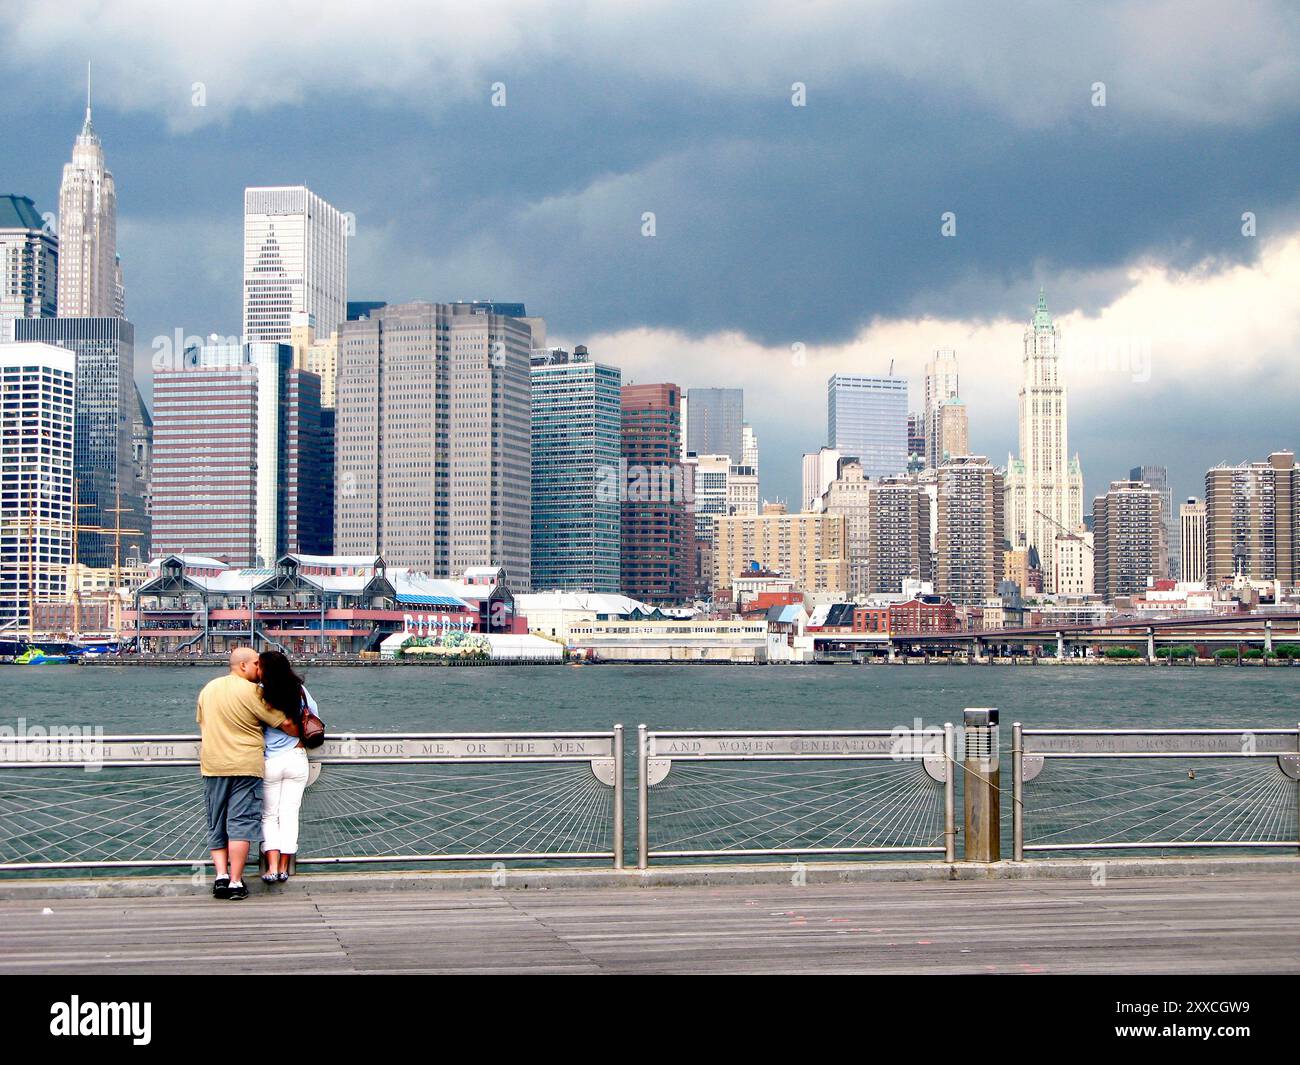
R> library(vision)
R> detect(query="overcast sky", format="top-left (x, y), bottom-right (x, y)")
top-left (3, 0), bottom-right (1298, 506)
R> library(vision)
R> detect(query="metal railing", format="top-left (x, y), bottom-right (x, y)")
top-left (3, 716), bottom-right (1297, 875)
top-left (0, 728), bottom-right (624, 871)
top-left (1012, 725), bottom-right (1300, 859)
top-left (636, 725), bottom-right (956, 867)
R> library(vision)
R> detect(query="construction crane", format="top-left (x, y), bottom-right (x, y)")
top-left (1, 483), bottom-right (142, 642)
top-left (1034, 508), bottom-right (1093, 551)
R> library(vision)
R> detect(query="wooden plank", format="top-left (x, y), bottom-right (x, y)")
top-left (0, 876), bottom-right (1296, 974)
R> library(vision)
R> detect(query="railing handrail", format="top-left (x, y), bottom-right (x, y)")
top-left (648, 728), bottom-right (931, 737)
top-left (1022, 727), bottom-right (1297, 735)
top-left (0, 729), bottom-right (619, 745)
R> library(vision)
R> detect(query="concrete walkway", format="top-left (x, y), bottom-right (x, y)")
top-left (3, 873), bottom-right (1298, 974)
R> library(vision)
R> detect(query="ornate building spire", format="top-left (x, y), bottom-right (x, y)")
top-left (1032, 287), bottom-right (1052, 329)
top-left (79, 60), bottom-right (98, 141)
top-left (58, 60), bottom-right (117, 317)
top-left (1004, 290), bottom-right (1084, 593)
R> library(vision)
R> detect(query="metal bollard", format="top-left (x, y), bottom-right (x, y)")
top-left (1012, 721), bottom-right (1023, 862)
top-left (943, 722), bottom-right (956, 863)
top-left (637, 723), bottom-right (648, 870)
top-left (962, 707), bottom-right (1000, 862)
top-left (613, 724), bottom-right (624, 870)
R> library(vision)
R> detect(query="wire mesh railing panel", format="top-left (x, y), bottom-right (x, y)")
top-left (300, 761), bottom-right (614, 861)
top-left (1015, 728), bottom-right (1300, 855)
top-left (638, 728), bottom-right (954, 863)
top-left (0, 766), bottom-right (209, 868)
top-left (0, 731), bottom-right (622, 871)
top-left (1022, 756), bottom-right (1298, 851)
top-left (644, 755), bottom-right (948, 858)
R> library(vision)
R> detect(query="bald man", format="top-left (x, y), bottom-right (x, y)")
top-left (196, 647), bottom-right (293, 899)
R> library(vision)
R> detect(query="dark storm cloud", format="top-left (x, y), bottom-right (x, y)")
top-left (2, 1), bottom-right (1297, 506)
top-left (2, 3), bottom-right (1298, 353)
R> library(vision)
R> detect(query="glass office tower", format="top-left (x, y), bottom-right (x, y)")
top-left (530, 346), bottom-right (622, 591)
top-left (826, 374), bottom-right (908, 480)
top-left (13, 316), bottom-right (144, 566)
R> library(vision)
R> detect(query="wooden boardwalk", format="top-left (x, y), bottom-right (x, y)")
top-left (2, 875), bottom-right (1298, 974)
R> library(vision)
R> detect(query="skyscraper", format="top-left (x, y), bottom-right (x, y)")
top-left (741, 423), bottom-right (759, 471)
top-left (826, 374), bottom-right (908, 479)
top-left (335, 302), bottom-right (444, 571)
top-left (448, 303), bottom-right (533, 588)
top-left (242, 186), bottom-right (348, 344)
top-left (819, 458), bottom-right (873, 596)
top-left (801, 446), bottom-right (840, 513)
top-left (0, 343), bottom-right (76, 634)
top-left (0, 195), bottom-right (58, 319)
top-left (290, 312), bottom-right (341, 407)
top-left (289, 313), bottom-right (339, 553)
top-left (935, 400), bottom-right (969, 465)
top-left (620, 383), bottom-right (692, 603)
top-left (56, 69), bottom-right (119, 318)
top-left (334, 301), bottom-right (535, 586)
top-left (530, 345), bottom-right (622, 592)
top-left (28, 75), bottom-right (142, 566)
top-left (1005, 291), bottom-right (1085, 592)
top-left (936, 455), bottom-right (1005, 605)
top-left (1204, 452), bottom-right (1298, 588)
top-left (869, 478), bottom-right (933, 595)
top-left (151, 341), bottom-right (327, 566)
top-left (1180, 497), bottom-right (1206, 585)
top-left (685, 388), bottom-right (744, 461)
top-left (131, 385), bottom-right (152, 525)
top-left (688, 453), bottom-right (733, 547)
top-left (906, 412), bottom-right (925, 472)
top-left (923, 349), bottom-right (959, 469)
top-left (1092, 480), bottom-right (1166, 602)
top-left (1130, 464), bottom-right (1177, 578)
top-left (14, 316), bottom-right (143, 566)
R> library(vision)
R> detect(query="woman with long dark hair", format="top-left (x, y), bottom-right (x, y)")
top-left (257, 651), bottom-right (321, 883)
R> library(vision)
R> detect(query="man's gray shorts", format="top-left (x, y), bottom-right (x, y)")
top-left (203, 776), bottom-right (263, 849)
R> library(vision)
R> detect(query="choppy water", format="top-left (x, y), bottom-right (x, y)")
top-left (2, 662), bottom-right (1296, 733)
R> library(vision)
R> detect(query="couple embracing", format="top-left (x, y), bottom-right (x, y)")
top-left (194, 648), bottom-right (324, 900)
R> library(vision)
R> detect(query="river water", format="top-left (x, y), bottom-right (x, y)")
top-left (3, 663), bottom-right (1296, 733)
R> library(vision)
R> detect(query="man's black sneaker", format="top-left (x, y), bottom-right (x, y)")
top-left (227, 882), bottom-right (249, 901)
top-left (213, 876), bottom-right (231, 900)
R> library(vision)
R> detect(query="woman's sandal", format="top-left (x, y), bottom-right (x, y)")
top-left (260, 872), bottom-right (279, 884)
top-left (276, 872), bottom-right (289, 883)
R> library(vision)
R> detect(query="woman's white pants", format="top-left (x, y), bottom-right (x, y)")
top-left (262, 747), bottom-right (309, 854)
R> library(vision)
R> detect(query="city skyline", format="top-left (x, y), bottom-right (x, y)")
top-left (2, 4), bottom-right (1297, 510)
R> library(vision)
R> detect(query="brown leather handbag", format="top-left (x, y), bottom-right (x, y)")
top-left (299, 691), bottom-right (326, 749)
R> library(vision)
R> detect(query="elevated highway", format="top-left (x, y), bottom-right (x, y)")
top-left (811, 611), bottom-right (1300, 660)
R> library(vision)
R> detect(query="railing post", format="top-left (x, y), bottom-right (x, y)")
top-left (962, 707), bottom-right (1000, 862)
top-left (943, 722), bottom-right (956, 863)
top-left (612, 724), bottom-right (624, 870)
top-left (1012, 721), bottom-right (1024, 861)
top-left (637, 723), bottom-right (648, 870)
